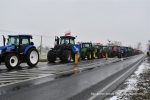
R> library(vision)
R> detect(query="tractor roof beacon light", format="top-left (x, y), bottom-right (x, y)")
top-left (65, 32), bottom-right (71, 36)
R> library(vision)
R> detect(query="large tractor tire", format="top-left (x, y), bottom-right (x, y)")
top-left (47, 50), bottom-right (56, 63)
top-left (81, 56), bottom-right (85, 60)
top-left (61, 50), bottom-right (71, 63)
top-left (81, 48), bottom-right (86, 60)
top-left (91, 51), bottom-right (96, 59)
top-left (80, 51), bottom-right (86, 60)
top-left (87, 52), bottom-right (92, 60)
top-left (97, 52), bottom-right (101, 59)
top-left (147, 52), bottom-right (149, 56)
top-left (5, 53), bottom-right (19, 70)
top-left (26, 48), bottom-right (39, 67)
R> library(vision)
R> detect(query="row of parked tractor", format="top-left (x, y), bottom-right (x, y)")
top-left (0, 34), bottom-right (142, 70)
top-left (47, 34), bottom-right (142, 63)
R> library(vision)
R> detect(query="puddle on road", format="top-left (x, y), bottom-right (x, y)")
top-left (104, 57), bottom-right (150, 100)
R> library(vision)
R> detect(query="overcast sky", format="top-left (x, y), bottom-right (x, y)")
top-left (0, 0), bottom-right (149, 49)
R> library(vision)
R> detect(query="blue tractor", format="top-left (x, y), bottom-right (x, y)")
top-left (0, 35), bottom-right (39, 70)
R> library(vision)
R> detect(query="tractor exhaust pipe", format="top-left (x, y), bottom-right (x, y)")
top-left (55, 36), bottom-right (59, 45)
top-left (2, 35), bottom-right (5, 46)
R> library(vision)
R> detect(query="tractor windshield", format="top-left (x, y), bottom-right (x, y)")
top-left (7, 36), bottom-right (19, 45)
top-left (82, 43), bottom-right (91, 48)
top-left (103, 46), bottom-right (108, 50)
top-left (60, 38), bottom-right (75, 44)
top-left (95, 45), bottom-right (99, 48)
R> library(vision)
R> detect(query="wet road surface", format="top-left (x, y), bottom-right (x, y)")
top-left (0, 58), bottom-right (120, 87)
top-left (0, 54), bottom-right (144, 100)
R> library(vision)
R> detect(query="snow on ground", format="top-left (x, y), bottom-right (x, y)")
top-left (105, 58), bottom-right (150, 100)
top-left (109, 96), bottom-right (117, 100)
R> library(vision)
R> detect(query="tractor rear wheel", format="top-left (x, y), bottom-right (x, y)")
top-left (47, 50), bottom-right (56, 63)
top-left (61, 50), bottom-right (71, 63)
top-left (81, 56), bottom-right (85, 60)
top-left (5, 53), bottom-right (19, 70)
top-left (87, 52), bottom-right (91, 60)
top-left (91, 52), bottom-right (95, 59)
top-left (26, 48), bottom-right (39, 67)
top-left (97, 52), bottom-right (101, 59)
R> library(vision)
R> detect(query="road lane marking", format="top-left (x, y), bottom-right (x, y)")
top-left (0, 58), bottom-right (122, 87)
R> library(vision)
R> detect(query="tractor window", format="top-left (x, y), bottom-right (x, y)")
top-left (8, 37), bottom-right (19, 45)
top-left (21, 38), bottom-right (29, 45)
top-left (103, 47), bottom-right (107, 50)
top-left (70, 39), bottom-right (75, 44)
top-left (60, 38), bottom-right (69, 44)
top-left (83, 44), bottom-right (90, 48)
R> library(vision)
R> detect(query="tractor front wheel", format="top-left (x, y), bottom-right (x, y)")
top-left (97, 52), bottom-right (101, 59)
top-left (47, 50), bottom-right (56, 63)
top-left (61, 50), bottom-right (71, 63)
top-left (5, 53), bottom-right (19, 70)
top-left (26, 48), bottom-right (39, 67)
top-left (81, 56), bottom-right (85, 60)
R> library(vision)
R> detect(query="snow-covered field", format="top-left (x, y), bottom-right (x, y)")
top-left (105, 57), bottom-right (150, 100)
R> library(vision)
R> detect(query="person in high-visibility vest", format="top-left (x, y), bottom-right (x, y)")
top-left (74, 53), bottom-right (79, 64)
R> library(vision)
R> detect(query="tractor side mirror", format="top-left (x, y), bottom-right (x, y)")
top-left (7, 38), bottom-right (9, 45)
top-left (30, 42), bottom-right (34, 45)
top-left (57, 37), bottom-right (59, 45)
top-left (2, 35), bottom-right (5, 46)
top-left (55, 36), bottom-right (59, 45)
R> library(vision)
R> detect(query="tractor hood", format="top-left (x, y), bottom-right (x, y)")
top-left (0, 45), bottom-right (15, 54)
top-left (0, 46), bottom-right (6, 51)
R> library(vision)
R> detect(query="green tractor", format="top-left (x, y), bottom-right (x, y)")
top-left (47, 35), bottom-right (80, 63)
top-left (80, 42), bottom-right (96, 60)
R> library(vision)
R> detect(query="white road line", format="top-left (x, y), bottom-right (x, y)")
top-left (0, 74), bottom-right (53, 87)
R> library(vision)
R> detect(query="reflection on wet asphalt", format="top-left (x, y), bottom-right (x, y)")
top-left (0, 58), bottom-right (119, 87)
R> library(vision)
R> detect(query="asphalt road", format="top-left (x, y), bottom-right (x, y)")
top-left (0, 54), bottom-right (144, 100)
top-left (0, 58), bottom-right (120, 88)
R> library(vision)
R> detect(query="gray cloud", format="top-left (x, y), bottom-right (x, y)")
top-left (0, 0), bottom-right (149, 50)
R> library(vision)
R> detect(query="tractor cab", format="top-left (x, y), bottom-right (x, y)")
top-left (81, 42), bottom-right (92, 48)
top-left (94, 45), bottom-right (101, 49)
top-left (7, 35), bottom-right (33, 45)
top-left (60, 36), bottom-right (75, 45)
top-left (55, 36), bottom-right (75, 46)
top-left (6, 35), bottom-right (34, 53)
top-left (102, 46), bottom-right (108, 51)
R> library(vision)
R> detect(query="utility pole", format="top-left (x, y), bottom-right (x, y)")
top-left (137, 42), bottom-right (142, 50)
